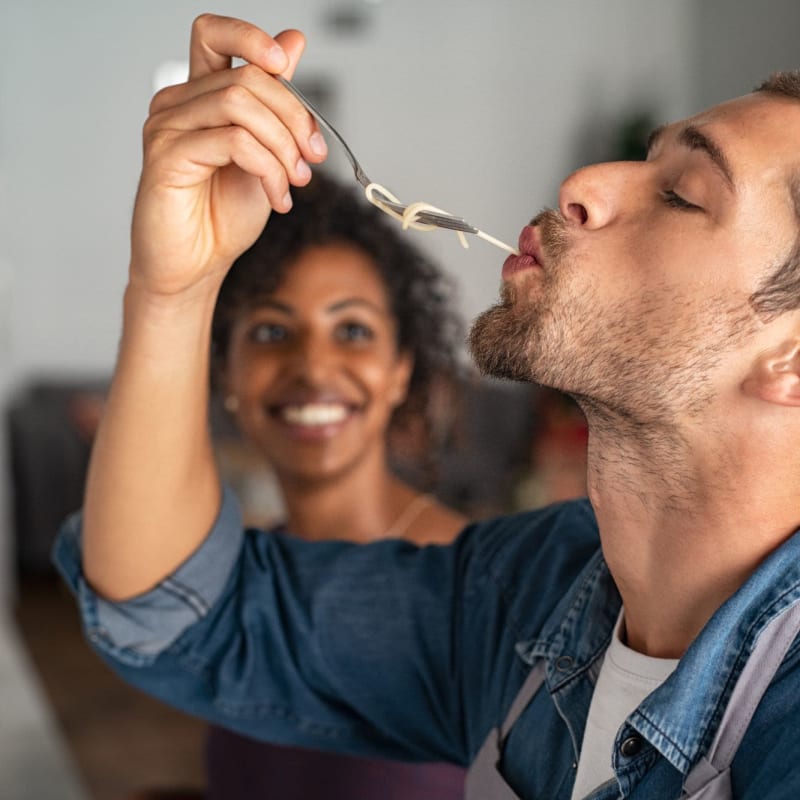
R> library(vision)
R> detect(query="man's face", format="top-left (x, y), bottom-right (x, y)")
top-left (470, 93), bottom-right (800, 423)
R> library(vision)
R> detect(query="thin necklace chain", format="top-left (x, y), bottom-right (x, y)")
top-left (276, 493), bottom-right (434, 541)
top-left (382, 493), bottom-right (433, 539)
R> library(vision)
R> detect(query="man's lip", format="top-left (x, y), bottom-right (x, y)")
top-left (518, 225), bottom-right (544, 265)
top-left (502, 253), bottom-right (537, 279)
top-left (501, 226), bottom-right (543, 279)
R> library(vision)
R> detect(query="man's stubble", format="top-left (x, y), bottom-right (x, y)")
top-left (467, 211), bottom-right (758, 427)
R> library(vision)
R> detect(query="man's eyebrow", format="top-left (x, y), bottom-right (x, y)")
top-left (646, 124), bottom-right (667, 155)
top-left (789, 171), bottom-right (800, 228)
top-left (678, 125), bottom-right (735, 190)
top-left (646, 123), bottom-right (735, 191)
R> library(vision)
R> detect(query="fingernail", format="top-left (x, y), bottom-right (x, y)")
top-left (266, 45), bottom-right (288, 71)
top-left (309, 132), bottom-right (327, 157)
top-left (295, 158), bottom-right (312, 181)
top-left (282, 191), bottom-right (293, 210)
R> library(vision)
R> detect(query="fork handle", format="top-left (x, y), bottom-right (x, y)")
top-left (275, 75), bottom-right (370, 188)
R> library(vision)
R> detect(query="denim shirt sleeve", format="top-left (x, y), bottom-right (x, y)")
top-left (52, 485), bottom-right (244, 665)
top-left (52, 492), bottom-right (600, 767)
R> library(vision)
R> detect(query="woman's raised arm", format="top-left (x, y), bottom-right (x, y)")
top-left (82, 14), bottom-right (328, 599)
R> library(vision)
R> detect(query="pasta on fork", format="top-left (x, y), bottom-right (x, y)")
top-left (364, 182), bottom-right (520, 256)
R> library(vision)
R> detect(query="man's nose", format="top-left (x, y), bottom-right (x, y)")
top-left (558, 161), bottom-right (638, 230)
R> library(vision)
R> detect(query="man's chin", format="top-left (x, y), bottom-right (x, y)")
top-left (468, 303), bottom-right (536, 382)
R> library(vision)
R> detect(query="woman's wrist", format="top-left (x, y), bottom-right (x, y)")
top-left (124, 270), bottom-right (222, 320)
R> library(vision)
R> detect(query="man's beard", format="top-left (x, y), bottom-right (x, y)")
top-left (467, 209), bottom-right (759, 425)
top-left (468, 208), bottom-right (567, 384)
top-left (468, 281), bottom-right (544, 382)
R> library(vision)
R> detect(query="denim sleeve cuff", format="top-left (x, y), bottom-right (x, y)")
top-left (52, 485), bottom-right (244, 667)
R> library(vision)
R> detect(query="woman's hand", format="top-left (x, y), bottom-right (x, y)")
top-left (129, 14), bottom-right (328, 298)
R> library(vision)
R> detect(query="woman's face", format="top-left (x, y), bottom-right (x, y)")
top-left (224, 242), bottom-right (413, 485)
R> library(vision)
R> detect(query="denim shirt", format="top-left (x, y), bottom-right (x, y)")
top-left (53, 488), bottom-right (800, 799)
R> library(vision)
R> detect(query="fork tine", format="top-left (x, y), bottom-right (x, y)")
top-left (414, 212), bottom-right (479, 234)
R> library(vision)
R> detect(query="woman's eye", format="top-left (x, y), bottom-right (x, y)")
top-left (336, 321), bottom-right (374, 343)
top-left (661, 189), bottom-right (702, 211)
top-left (249, 323), bottom-right (288, 344)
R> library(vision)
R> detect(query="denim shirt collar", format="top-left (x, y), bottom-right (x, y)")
top-left (515, 525), bottom-right (800, 778)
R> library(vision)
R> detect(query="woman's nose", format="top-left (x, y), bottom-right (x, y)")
top-left (290, 336), bottom-right (334, 384)
top-left (558, 161), bottom-right (637, 230)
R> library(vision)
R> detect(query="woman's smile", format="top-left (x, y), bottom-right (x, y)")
top-left (225, 242), bottom-right (412, 479)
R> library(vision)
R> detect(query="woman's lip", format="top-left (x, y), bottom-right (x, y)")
top-left (278, 418), bottom-right (352, 442)
top-left (267, 403), bottom-right (358, 442)
top-left (268, 393), bottom-right (353, 407)
top-left (267, 401), bottom-right (359, 419)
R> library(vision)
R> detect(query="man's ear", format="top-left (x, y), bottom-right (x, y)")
top-left (742, 339), bottom-right (800, 406)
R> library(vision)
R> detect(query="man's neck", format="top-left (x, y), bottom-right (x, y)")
top-left (584, 415), bottom-right (799, 659)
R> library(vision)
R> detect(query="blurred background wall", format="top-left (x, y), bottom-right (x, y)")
top-left (1, 0), bottom-right (799, 603)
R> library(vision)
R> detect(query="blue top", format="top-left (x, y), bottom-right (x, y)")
top-left (53, 487), bottom-right (800, 799)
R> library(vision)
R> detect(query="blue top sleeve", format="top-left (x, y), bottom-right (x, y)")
top-left (52, 485), bottom-right (245, 665)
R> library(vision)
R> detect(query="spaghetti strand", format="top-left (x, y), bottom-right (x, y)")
top-left (364, 182), bottom-right (519, 255)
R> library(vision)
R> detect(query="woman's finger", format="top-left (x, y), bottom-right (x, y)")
top-left (145, 82), bottom-right (317, 188)
top-left (148, 63), bottom-right (327, 167)
top-left (145, 125), bottom-right (295, 212)
top-left (188, 14), bottom-right (303, 80)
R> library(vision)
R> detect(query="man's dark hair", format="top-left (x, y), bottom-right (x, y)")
top-left (211, 170), bottom-right (464, 461)
top-left (756, 71), bottom-right (800, 101)
top-left (750, 71), bottom-right (800, 317)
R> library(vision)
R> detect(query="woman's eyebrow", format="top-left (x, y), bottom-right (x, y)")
top-left (327, 297), bottom-right (387, 314)
top-left (253, 299), bottom-right (294, 315)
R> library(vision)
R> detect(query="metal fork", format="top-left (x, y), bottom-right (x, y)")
top-left (276, 75), bottom-right (480, 235)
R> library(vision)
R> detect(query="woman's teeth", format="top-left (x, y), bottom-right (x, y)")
top-left (281, 403), bottom-right (349, 426)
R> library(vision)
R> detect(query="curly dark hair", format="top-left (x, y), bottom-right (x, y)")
top-left (211, 170), bottom-right (464, 453)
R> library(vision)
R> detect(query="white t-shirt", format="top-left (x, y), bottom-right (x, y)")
top-left (570, 612), bottom-right (679, 800)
